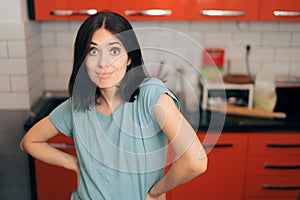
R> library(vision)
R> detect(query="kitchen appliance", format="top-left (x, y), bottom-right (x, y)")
top-left (199, 78), bottom-right (254, 110)
top-left (274, 83), bottom-right (300, 113)
top-left (24, 95), bottom-right (76, 200)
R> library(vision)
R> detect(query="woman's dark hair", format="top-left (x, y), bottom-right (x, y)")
top-left (69, 10), bottom-right (147, 110)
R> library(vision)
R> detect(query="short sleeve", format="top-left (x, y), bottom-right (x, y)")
top-left (139, 78), bottom-right (180, 118)
top-left (49, 99), bottom-right (73, 138)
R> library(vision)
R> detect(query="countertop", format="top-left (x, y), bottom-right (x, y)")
top-left (27, 91), bottom-right (300, 133)
top-left (185, 109), bottom-right (300, 133)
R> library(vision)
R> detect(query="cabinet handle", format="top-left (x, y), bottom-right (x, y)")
top-left (125, 9), bottom-right (172, 16)
top-left (264, 164), bottom-right (300, 170)
top-left (266, 143), bottom-right (300, 148)
top-left (50, 143), bottom-right (75, 149)
top-left (200, 10), bottom-right (245, 17)
top-left (203, 143), bottom-right (233, 148)
top-left (50, 9), bottom-right (97, 16)
top-left (262, 185), bottom-right (300, 190)
top-left (273, 11), bottom-right (300, 17)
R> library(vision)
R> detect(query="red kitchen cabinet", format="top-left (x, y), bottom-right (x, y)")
top-left (34, 134), bottom-right (77, 200)
top-left (260, 0), bottom-right (300, 21)
top-left (246, 133), bottom-right (300, 199)
top-left (187, 0), bottom-right (260, 21)
top-left (168, 133), bottom-right (248, 200)
top-left (110, 0), bottom-right (186, 21)
top-left (30, 0), bottom-right (110, 21)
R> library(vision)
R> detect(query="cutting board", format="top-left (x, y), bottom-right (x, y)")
top-left (208, 105), bottom-right (286, 119)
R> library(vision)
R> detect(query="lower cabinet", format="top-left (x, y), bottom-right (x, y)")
top-left (167, 132), bottom-right (300, 200)
top-left (34, 133), bottom-right (300, 199)
top-left (34, 134), bottom-right (77, 200)
top-left (246, 133), bottom-right (300, 199)
top-left (167, 133), bottom-right (248, 200)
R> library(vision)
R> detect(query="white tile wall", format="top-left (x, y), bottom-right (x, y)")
top-left (11, 75), bottom-right (29, 92)
top-left (0, 76), bottom-right (11, 92)
top-left (0, 21), bottom-right (44, 109)
top-left (0, 93), bottom-right (30, 109)
top-left (39, 21), bottom-right (300, 93)
top-left (1, 20), bottom-right (300, 110)
top-left (0, 41), bottom-right (8, 58)
top-left (8, 41), bottom-right (26, 58)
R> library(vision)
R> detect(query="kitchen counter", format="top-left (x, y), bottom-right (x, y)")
top-left (187, 109), bottom-right (300, 133)
top-left (26, 91), bottom-right (300, 134)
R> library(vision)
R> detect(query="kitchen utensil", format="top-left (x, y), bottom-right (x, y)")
top-left (223, 74), bottom-right (252, 84)
top-left (208, 105), bottom-right (286, 119)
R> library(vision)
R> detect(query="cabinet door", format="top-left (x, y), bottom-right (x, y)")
top-left (188, 0), bottom-right (259, 21)
top-left (35, 147), bottom-right (77, 200)
top-left (260, 0), bottom-right (300, 21)
top-left (110, 0), bottom-right (186, 20)
top-left (246, 133), bottom-right (300, 199)
top-left (248, 133), bottom-right (300, 156)
top-left (35, 134), bottom-right (77, 200)
top-left (32, 0), bottom-right (109, 21)
top-left (168, 133), bottom-right (248, 200)
top-left (246, 176), bottom-right (300, 198)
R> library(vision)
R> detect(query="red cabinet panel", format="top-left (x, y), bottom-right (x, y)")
top-left (35, 134), bottom-right (77, 200)
top-left (110, 0), bottom-right (186, 21)
top-left (248, 134), bottom-right (300, 156)
top-left (247, 156), bottom-right (300, 177)
top-left (260, 0), bottom-right (300, 21)
top-left (245, 176), bottom-right (300, 198)
top-left (188, 0), bottom-right (260, 21)
top-left (168, 133), bottom-right (248, 200)
top-left (33, 0), bottom-right (110, 21)
top-left (246, 133), bottom-right (300, 200)
top-left (246, 198), bottom-right (295, 200)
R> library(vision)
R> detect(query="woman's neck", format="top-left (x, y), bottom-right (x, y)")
top-left (96, 88), bottom-right (123, 115)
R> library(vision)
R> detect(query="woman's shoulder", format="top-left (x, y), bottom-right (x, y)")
top-left (138, 77), bottom-right (171, 101)
top-left (139, 77), bottom-right (180, 109)
top-left (140, 77), bottom-right (166, 89)
top-left (50, 98), bottom-right (72, 114)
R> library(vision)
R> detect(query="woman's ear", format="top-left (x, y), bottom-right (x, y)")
top-left (127, 58), bottom-right (132, 66)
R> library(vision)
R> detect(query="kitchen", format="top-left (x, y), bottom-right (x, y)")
top-left (0, 0), bottom-right (300, 200)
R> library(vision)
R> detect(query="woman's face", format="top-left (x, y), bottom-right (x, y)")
top-left (85, 28), bottom-right (131, 90)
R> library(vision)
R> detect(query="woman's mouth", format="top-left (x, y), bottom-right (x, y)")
top-left (96, 71), bottom-right (112, 78)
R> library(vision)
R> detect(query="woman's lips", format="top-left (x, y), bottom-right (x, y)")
top-left (96, 71), bottom-right (112, 78)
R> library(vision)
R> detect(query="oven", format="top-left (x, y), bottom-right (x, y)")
top-left (24, 95), bottom-right (77, 200)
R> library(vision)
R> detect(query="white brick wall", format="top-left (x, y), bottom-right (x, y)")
top-left (39, 21), bottom-right (300, 93)
top-left (0, 20), bottom-right (300, 109)
top-left (0, 21), bottom-right (43, 109)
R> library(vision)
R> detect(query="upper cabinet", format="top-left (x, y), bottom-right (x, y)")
top-left (28, 0), bottom-right (110, 21)
top-left (28, 0), bottom-right (300, 21)
top-left (260, 0), bottom-right (300, 21)
top-left (111, 0), bottom-right (186, 21)
top-left (187, 0), bottom-right (260, 21)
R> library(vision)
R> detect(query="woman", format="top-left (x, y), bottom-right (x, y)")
top-left (20, 11), bottom-right (207, 200)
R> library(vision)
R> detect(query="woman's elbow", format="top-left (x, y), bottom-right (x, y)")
top-left (19, 136), bottom-right (31, 153)
top-left (187, 152), bottom-right (208, 178)
top-left (19, 138), bottom-right (26, 152)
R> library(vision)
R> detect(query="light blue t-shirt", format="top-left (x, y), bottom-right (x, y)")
top-left (50, 78), bottom-right (180, 200)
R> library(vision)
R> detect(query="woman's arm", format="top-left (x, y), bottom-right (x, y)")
top-left (20, 116), bottom-right (79, 173)
top-left (147, 94), bottom-right (208, 199)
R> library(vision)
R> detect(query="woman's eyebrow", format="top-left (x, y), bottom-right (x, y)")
top-left (90, 41), bottom-right (122, 46)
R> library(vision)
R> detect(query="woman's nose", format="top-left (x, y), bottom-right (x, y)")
top-left (98, 54), bottom-right (109, 69)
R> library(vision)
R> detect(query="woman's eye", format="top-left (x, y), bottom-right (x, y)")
top-left (111, 47), bottom-right (120, 56)
top-left (89, 47), bottom-right (99, 56)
